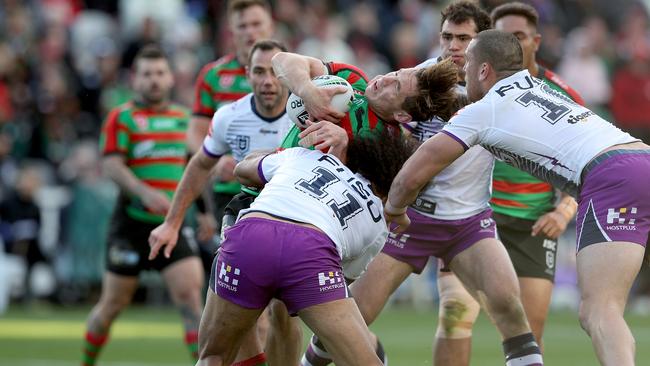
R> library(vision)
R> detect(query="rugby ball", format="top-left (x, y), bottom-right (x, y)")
top-left (286, 75), bottom-right (354, 129)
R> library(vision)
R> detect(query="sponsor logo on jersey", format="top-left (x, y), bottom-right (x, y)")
top-left (218, 261), bottom-right (240, 292)
top-left (606, 207), bottom-right (638, 231)
top-left (318, 271), bottom-right (344, 292)
top-left (151, 118), bottom-right (178, 129)
top-left (135, 115), bottom-right (148, 130)
top-left (219, 75), bottom-right (235, 88)
top-left (259, 128), bottom-right (279, 135)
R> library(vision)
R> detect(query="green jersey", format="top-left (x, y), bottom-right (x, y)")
top-left (100, 101), bottom-right (189, 224)
top-left (193, 54), bottom-right (251, 195)
top-left (490, 67), bottom-right (585, 220)
top-left (280, 62), bottom-right (389, 148)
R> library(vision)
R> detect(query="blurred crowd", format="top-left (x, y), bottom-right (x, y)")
top-left (1, 0), bottom-right (650, 307)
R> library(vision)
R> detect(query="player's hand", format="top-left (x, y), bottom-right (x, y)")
top-left (299, 120), bottom-right (349, 154)
top-left (140, 187), bottom-right (171, 215)
top-left (148, 222), bottom-right (179, 259)
top-left (384, 202), bottom-right (410, 233)
top-left (302, 86), bottom-right (348, 123)
top-left (531, 211), bottom-right (569, 239)
top-left (196, 212), bottom-right (217, 242)
top-left (214, 155), bottom-right (237, 182)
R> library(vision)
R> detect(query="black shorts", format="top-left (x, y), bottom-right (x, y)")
top-left (212, 192), bottom-right (237, 232)
top-left (494, 212), bottom-right (557, 282)
top-left (106, 210), bottom-right (198, 276)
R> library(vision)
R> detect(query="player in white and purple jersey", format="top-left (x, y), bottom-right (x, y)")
top-left (153, 128), bottom-right (416, 365)
top-left (386, 30), bottom-right (650, 366)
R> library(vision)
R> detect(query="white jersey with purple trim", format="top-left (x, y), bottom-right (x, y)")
top-left (406, 57), bottom-right (493, 220)
top-left (240, 148), bottom-right (388, 279)
top-left (202, 93), bottom-right (292, 161)
top-left (443, 70), bottom-right (638, 197)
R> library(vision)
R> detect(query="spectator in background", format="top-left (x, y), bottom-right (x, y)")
top-left (557, 25), bottom-right (611, 113)
top-left (0, 165), bottom-right (46, 303)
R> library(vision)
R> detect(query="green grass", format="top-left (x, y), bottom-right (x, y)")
top-left (1, 304), bottom-right (649, 365)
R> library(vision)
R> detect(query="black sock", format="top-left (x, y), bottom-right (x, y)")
top-left (502, 333), bottom-right (543, 365)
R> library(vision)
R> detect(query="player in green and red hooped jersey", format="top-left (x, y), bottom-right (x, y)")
top-left (434, 4), bottom-right (584, 365)
top-left (272, 51), bottom-right (460, 366)
top-left (82, 45), bottom-right (204, 366)
top-left (187, 1), bottom-right (275, 253)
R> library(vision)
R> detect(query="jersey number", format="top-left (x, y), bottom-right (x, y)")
top-left (296, 166), bottom-right (379, 229)
top-left (515, 91), bottom-right (570, 124)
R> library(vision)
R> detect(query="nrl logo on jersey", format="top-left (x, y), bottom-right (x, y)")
top-left (236, 135), bottom-right (250, 154)
top-left (134, 115), bottom-right (148, 130)
top-left (219, 75), bottom-right (235, 88)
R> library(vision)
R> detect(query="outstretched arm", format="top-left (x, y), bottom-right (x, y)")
top-left (385, 133), bottom-right (466, 231)
top-left (148, 150), bottom-right (218, 259)
top-left (272, 52), bottom-right (346, 122)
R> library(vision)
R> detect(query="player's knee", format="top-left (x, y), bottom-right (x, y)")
top-left (578, 299), bottom-right (616, 335)
top-left (436, 294), bottom-right (480, 339)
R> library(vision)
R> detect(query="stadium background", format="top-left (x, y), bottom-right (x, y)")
top-left (1, 0), bottom-right (650, 365)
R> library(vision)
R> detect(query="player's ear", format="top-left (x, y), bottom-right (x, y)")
top-left (478, 62), bottom-right (490, 82)
top-left (393, 110), bottom-right (412, 125)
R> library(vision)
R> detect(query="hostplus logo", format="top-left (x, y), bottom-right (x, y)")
top-left (387, 232), bottom-right (410, 249)
top-left (318, 271), bottom-right (344, 292)
top-left (606, 207), bottom-right (638, 231)
top-left (218, 262), bottom-right (240, 292)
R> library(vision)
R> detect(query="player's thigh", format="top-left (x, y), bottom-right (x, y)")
top-left (162, 256), bottom-right (204, 303)
top-left (298, 298), bottom-right (380, 366)
top-left (349, 252), bottom-right (413, 323)
top-left (577, 242), bottom-right (644, 311)
top-left (198, 289), bottom-right (264, 360)
top-left (449, 237), bottom-right (520, 305)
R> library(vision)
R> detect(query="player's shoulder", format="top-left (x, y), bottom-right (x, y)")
top-left (213, 94), bottom-right (253, 120)
top-left (198, 54), bottom-right (241, 78)
top-left (325, 62), bottom-right (369, 82)
top-left (107, 101), bottom-right (136, 120)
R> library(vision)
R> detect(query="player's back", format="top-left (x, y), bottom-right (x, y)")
top-left (242, 148), bottom-right (386, 260)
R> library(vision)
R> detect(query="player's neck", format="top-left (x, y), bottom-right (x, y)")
top-left (135, 98), bottom-right (170, 112)
top-left (529, 63), bottom-right (540, 78)
top-left (251, 97), bottom-right (285, 120)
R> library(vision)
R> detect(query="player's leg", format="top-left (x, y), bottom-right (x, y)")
top-left (433, 270), bottom-right (480, 366)
top-left (161, 256), bottom-right (204, 360)
top-left (299, 298), bottom-right (383, 366)
top-left (301, 252), bottom-right (412, 366)
top-left (266, 299), bottom-right (303, 366)
top-left (450, 238), bottom-right (543, 365)
top-left (577, 242), bottom-right (643, 366)
top-left (82, 272), bottom-right (139, 366)
top-left (197, 289), bottom-right (265, 366)
top-left (518, 277), bottom-right (552, 349)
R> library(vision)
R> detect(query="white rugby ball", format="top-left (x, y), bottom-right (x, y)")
top-left (286, 75), bottom-right (354, 129)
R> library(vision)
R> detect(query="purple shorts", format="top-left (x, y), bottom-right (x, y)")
top-left (577, 150), bottom-right (650, 251)
top-left (210, 217), bottom-right (349, 315)
top-left (381, 208), bottom-right (497, 273)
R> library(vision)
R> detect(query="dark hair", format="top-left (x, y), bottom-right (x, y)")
top-left (472, 30), bottom-right (523, 77)
top-left (247, 39), bottom-right (287, 65)
top-left (441, 1), bottom-right (492, 33)
top-left (402, 58), bottom-right (460, 122)
top-left (490, 2), bottom-right (539, 28)
top-left (228, 0), bottom-right (271, 17)
top-left (133, 44), bottom-right (168, 70)
top-left (346, 128), bottom-right (418, 198)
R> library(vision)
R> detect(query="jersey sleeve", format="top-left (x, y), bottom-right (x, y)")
top-left (441, 103), bottom-right (489, 151)
top-left (202, 106), bottom-right (231, 158)
top-left (99, 108), bottom-right (129, 155)
top-left (258, 147), bottom-right (309, 184)
top-left (192, 63), bottom-right (216, 117)
top-left (341, 228), bottom-right (388, 280)
top-left (325, 62), bottom-right (369, 93)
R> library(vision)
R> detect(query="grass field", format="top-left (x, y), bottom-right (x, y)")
top-left (1, 304), bottom-right (649, 365)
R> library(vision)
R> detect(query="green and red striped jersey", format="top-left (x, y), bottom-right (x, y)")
top-left (192, 54), bottom-right (250, 118)
top-left (280, 62), bottom-right (389, 148)
top-left (490, 67), bottom-right (584, 220)
top-left (100, 101), bottom-right (189, 223)
top-left (193, 54), bottom-right (250, 195)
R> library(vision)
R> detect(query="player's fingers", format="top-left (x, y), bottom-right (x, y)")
top-left (164, 242), bottom-right (175, 259)
top-left (298, 120), bottom-right (321, 138)
top-left (314, 140), bottom-right (332, 152)
top-left (148, 239), bottom-right (161, 260)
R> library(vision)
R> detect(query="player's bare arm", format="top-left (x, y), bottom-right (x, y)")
top-left (385, 133), bottom-right (465, 231)
top-left (102, 155), bottom-right (171, 216)
top-left (531, 193), bottom-right (577, 239)
top-left (272, 52), bottom-right (347, 122)
top-left (298, 120), bottom-right (349, 159)
top-left (148, 150), bottom-right (219, 259)
top-left (187, 115), bottom-right (211, 154)
top-left (233, 149), bottom-right (277, 187)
